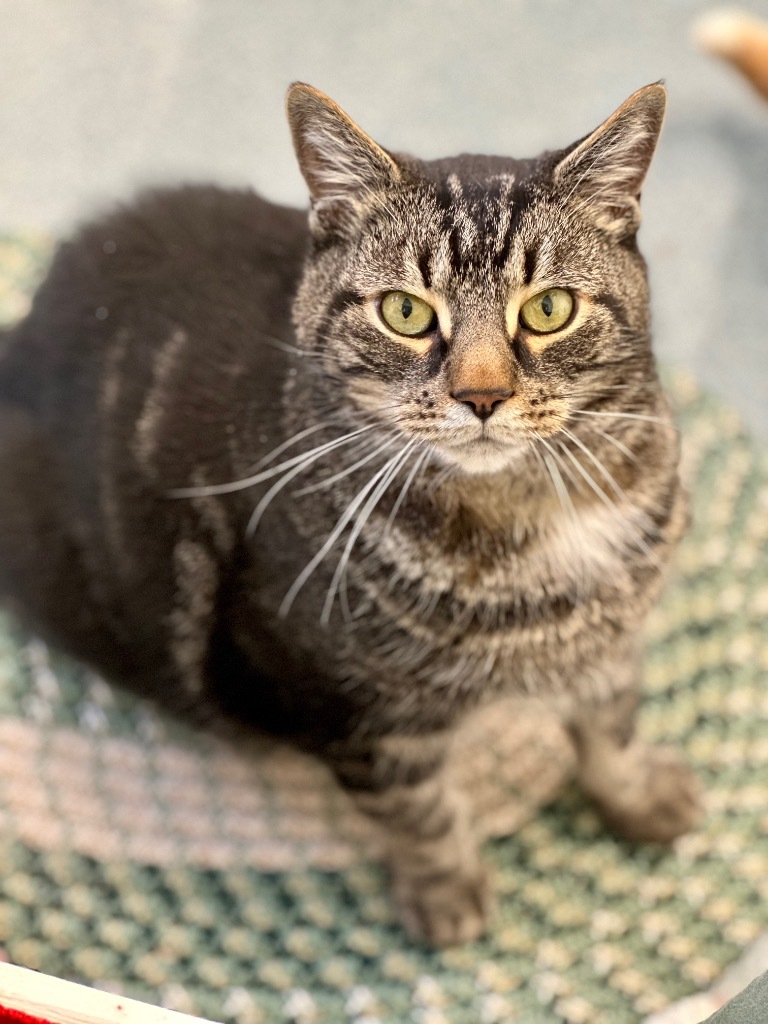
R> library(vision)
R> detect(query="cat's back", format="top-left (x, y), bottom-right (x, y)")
top-left (0, 185), bottom-right (309, 689)
top-left (0, 184), bottom-right (309, 517)
top-left (1, 185), bottom-right (307, 409)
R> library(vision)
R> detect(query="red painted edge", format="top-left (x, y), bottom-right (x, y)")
top-left (0, 1005), bottom-right (51, 1024)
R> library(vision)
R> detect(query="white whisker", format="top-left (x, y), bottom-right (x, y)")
top-left (324, 441), bottom-right (417, 625)
top-left (537, 435), bottom-right (583, 494)
top-left (293, 435), bottom-right (392, 496)
top-left (427, 462), bottom-right (458, 493)
top-left (277, 443), bottom-right (411, 620)
top-left (260, 333), bottom-right (310, 357)
top-left (557, 439), bottom-right (663, 573)
top-left (557, 440), bottom-right (615, 507)
top-left (250, 422), bottom-right (329, 471)
top-left (245, 430), bottom-right (384, 536)
top-left (561, 428), bottom-right (624, 500)
top-left (383, 445), bottom-right (432, 537)
top-left (571, 409), bottom-right (673, 429)
top-left (172, 425), bottom-right (374, 498)
top-left (588, 427), bottom-right (638, 463)
top-left (535, 438), bottom-right (577, 524)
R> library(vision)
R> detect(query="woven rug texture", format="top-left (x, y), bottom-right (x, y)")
top-left (0, 237), bottom-right (766, 1024)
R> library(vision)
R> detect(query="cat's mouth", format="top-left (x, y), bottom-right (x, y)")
top-left (437, 434), bottom-right (530, 476)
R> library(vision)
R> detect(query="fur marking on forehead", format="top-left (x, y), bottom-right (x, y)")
top-left (418, 171), bottom-right (523, 286)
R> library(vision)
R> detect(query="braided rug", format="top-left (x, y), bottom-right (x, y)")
top-left (0, 235), bottom-right (766, 1024)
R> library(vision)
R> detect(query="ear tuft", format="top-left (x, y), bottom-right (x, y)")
top-left (554, 83), bottom-right (667, 237)
top-left (286, 83), bottom-right (401, 237)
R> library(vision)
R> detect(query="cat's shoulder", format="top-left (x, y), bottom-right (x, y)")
top-left (16, 184), bottom-right (309, 354)
top-left (61, 184), bottom-right (308, 268)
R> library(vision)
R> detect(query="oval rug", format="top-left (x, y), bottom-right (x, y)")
top-left (0, 237), bottom-right (766, 1024)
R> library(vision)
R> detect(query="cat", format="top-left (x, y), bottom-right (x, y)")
top-left (0, 81), bottom-right (702, 946)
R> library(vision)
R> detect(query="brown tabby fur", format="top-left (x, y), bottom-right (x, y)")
top-left (0, 82), bottom-right (701, 945)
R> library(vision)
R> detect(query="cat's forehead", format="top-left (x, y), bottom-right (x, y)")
top-left (356, 153), bottom-right (565, 293)
top-left (415, 153), bottom-right (540, 227)
top-left (417, 151), bottom-right (539, 184)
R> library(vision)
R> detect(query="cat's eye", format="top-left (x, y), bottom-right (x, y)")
top-left (519, 288), bottom-right (574, 334)
top-left (380, 291), bottom-right (436, 337)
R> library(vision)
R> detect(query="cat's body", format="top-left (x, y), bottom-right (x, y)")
top-left (0, 84), bottom-right (700, 944)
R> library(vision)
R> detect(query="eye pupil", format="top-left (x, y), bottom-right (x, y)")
top-left (518, 287), bottom-right (574, 335)
top-left (380, 291), bottom-right (436, 337)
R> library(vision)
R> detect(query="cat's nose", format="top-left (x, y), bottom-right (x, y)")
top-left (451, 388), bottom-right (513, 421)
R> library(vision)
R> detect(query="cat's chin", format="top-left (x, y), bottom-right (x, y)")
top-left (436, 440), bottom-right (530, 476)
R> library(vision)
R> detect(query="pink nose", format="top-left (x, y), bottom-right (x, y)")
top-left (451, 389), bottom-right (513, 421)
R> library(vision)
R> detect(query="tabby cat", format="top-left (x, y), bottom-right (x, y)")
top-left (0, 82), bottom-right (701, 945)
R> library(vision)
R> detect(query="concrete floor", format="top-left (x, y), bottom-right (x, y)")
top-left (2, 0), bottom-right (768, 438)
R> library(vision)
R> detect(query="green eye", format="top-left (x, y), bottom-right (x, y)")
top-left (519, 288), bottom-right (574, 334)
top-left (380, 291), bottom-right (436, 337)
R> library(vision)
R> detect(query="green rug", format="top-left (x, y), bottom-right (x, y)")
top-left (0, 238), bottom-right (766, 1024)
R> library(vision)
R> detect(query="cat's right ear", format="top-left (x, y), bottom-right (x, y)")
top-left (553, 83), bottom-right (667, 239)
top-left (286, 83), bottom-right (402, 238)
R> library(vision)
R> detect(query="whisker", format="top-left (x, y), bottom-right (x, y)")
top-left (260, 331), bottom-right (362, 368)
top-left (427, 462), bottom-right (459, 493)
top-left (293, 435), bottom-right (391, 496)
top-left (557, 440), bottom-right (615, 507)
top-left (534, 447), bottom-right (564, 513)
top-left (534, 437), bottom-right (578, 525)
top-left (569, 357), bottom-right (644, 372)
top-left (383, 446), bottom-right (432, 538)
top-left (172, 425), bottom-right (374, 498)
top-left (570, 409), bottom-right (673, 429)
top-left (567, 384), bottom-right (633, 401)
top-left (324, 441), bottom-right (417, 625)
top-left (276, 443), bottom-right (410, 619)
top-left (260, 333), bottom-right (311, 357)
top-left (245, 430), bottom-right (387, 536)
top-left (561, 427), bottom-right (624, 499)
top-left (250, 422), bottom-right (330, 471)
top-left (537, 435), bottom-right (583, 494)
top-left (557, 439), bottom-right (663, 573)
top-left (586, 427), bottom-right (638, 464)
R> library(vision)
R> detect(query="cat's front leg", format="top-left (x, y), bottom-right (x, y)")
top-left (568, 685), bottom-right (703, 842)
top-left (327, 734), bottom-right (491, 946)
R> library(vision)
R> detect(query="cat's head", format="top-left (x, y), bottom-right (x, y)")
top-left (287, 82), bottom-right (665, 475)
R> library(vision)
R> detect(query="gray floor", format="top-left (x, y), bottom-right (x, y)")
top-left (2, 0), bottom-right (768, 438)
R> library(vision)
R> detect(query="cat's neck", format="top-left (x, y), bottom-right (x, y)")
top-left (405, 412), bottom-right (664, 554)
top-left (422, 454), bottom-right (559, 539)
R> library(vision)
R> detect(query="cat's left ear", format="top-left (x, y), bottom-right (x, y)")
top-left (286, 83), bottom-right (402, 238)
top-left (553, 83), bottom-right (666, 238)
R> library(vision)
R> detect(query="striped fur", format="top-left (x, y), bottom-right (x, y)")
top-left (0, 84), bottom-right (700, 945)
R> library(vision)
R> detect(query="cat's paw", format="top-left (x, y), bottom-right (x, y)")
top-left (598, 746), bottom-right (703, 843)
top-left (392, 866), bottom-right (492, 946)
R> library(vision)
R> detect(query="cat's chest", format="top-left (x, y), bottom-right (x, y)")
top-left (377, 499), bottom-right (645, 609)
top-left (332, 499), bottom-right (655, 720)
top-left (533, 501), bottom-right (650, 592)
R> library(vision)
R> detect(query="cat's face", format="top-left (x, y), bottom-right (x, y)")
top-left (289, 85), bottom-right (664, 475)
